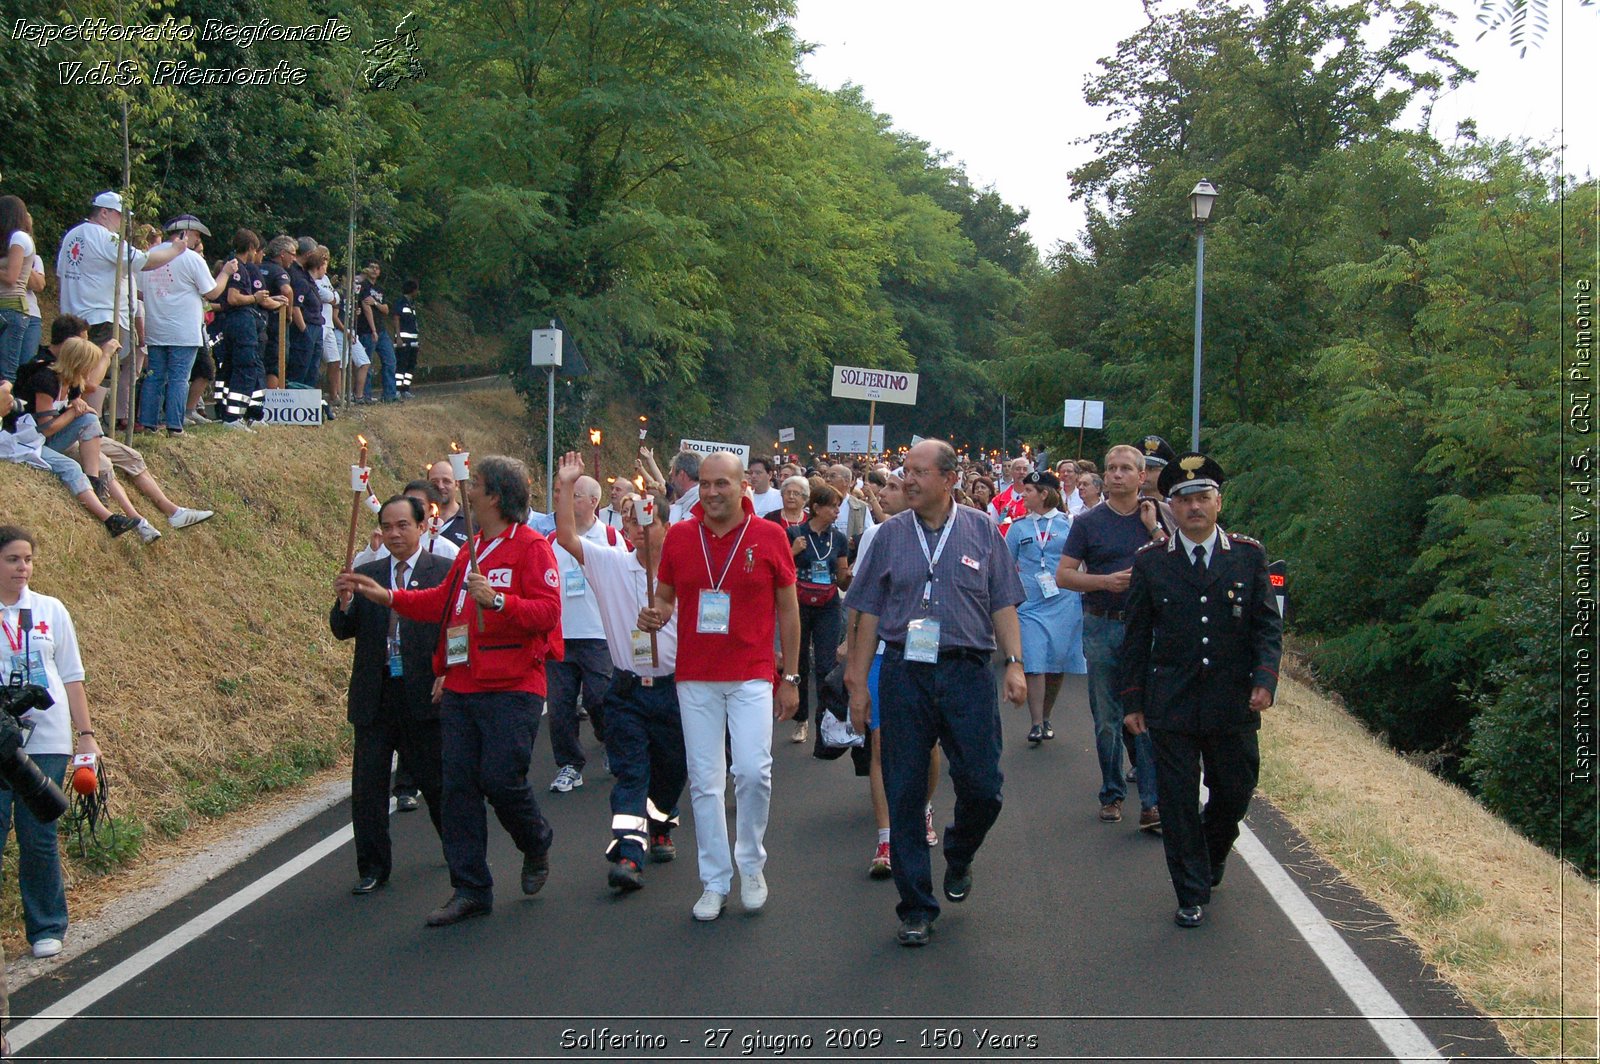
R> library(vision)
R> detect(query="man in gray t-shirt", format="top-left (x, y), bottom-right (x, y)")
top-left (844, 438), bottom-right (1026, 948)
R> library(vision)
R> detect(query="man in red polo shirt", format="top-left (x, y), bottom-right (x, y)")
top-left (339, 454), bottom-right (563, 928)
top-left (639, 450), bottom-right (800, 921)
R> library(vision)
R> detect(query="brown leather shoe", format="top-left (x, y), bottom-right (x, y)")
top-left (1099, 800), bottom-right (1123, 823)
top-left (1139, 805), bottom-right (1162, 833)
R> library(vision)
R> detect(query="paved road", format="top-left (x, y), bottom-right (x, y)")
top-left (11, 675), bottom-right (1511, 1062)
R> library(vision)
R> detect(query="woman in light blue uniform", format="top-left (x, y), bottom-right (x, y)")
top-left (1004, 470), bottom-right (1086, 745)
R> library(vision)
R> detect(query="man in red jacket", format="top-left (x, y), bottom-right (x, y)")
top-left (339, 454), bottom-right (564, 926)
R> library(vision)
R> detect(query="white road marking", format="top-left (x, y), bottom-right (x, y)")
top-left (1236, 824), bottom-right (1444, 1062)
top-left (9, 820), bottom-right (357, 1052)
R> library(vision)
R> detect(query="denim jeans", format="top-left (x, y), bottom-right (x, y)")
top-left (0, 753), bottom-right (70, 944)
top-left (38, 445), bottom-right (92, 495)
top-left (43, 411), bottom-right (104, 454)
top-left (139, 345), bottom-right (199, 430)
top-left (545, 638), bottom-right (613, 771)
top-left (1082, 613), bottom-right (1157, 809)
top-left (878, 647), bottom-right (1004, 923)
top-left (360, 332), bottom-right (397, 400)
top-left (0, 305), bottom-right (28, 383)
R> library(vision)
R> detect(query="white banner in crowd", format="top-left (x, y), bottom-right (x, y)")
top-left (778, 427), bottom-right (795, 443)
top-left (260, 389), bottom-right (323, 426)
top-left (830, 365), bottom-right (920, 405)
top-left (679, 438), bottom-right (750, 467)
top-left (826, 425), bottom-right (886, 453)
top-left (1062, 399), bottom-right (1105, 429)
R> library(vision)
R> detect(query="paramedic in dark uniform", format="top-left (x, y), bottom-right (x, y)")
top-left (218, 229), bottom-right (276, 428)
top-left (844, 438), bottom-right (1027, 948)
top-left (394, 279), bottom-right (420, 399)
top-left (1118, 453), bottom-right (1283, 929)
top-left (259, 236), bottom-right (297, 387)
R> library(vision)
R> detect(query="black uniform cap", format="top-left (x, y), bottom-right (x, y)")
top-left (1021, 470), bottom-right (1061, 492)
top-left (1141, 435), bottom-right (1178, 469)
top-left (1158, 452), bottom-right (1225, 498)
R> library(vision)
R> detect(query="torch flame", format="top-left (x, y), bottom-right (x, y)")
top-left (450, 440), bottom-right (462, 453)
top-left (634, 475), bottom-right (645, 490)
top-left (356, 434), bottom-right (368, 447)
top-left (589, 428), bottom-right (602, 445)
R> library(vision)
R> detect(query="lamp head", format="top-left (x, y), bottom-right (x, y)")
top-left (1189, 179), bottom-right (1218, 224)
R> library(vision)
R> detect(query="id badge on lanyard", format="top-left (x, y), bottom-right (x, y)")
top-left (697, 590), bottom-right (731, 634)
top-left (907, 513), bottom-right (956, 663)
top-left (695, 517), bottom-right (752, 637)
top-left (445, 625), bottom-right (469, 666)
top-left (563, 567), bottom-right (587, 597)
top-left (630, 629), bottom-right (654, 665)
top-left (1033, 515), bottom-right (1060, 598)
top-left (387, 635), bottom-right (404, 677)
top-left (808, 558), bottom-right (832, 585)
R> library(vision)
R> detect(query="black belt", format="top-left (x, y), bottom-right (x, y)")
top-left (1084, 606), bottom-right (1126, 621)
top-left (882, 641), bottom-right (990, 665)
top-left (613, 669), bottom-right (675, 693)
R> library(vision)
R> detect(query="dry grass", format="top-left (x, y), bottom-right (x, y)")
top-left (1261, 665), bottom-right (1598, 1060)
top-left (0, 387), bottom-right (537, 956)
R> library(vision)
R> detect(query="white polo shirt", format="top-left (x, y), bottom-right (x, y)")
top-left (552, 520), bottom-right (616, 640)
top-left (57, 220), bottom-right (151, 328)
top-left (1, 589), bottom-right (84, 756)
top-left (577, 537), bottom-right (678, 679)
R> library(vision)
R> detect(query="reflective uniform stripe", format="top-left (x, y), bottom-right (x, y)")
top-left (645, 800), bottom-right (679, 829)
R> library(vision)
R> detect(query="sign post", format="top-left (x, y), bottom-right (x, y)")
top-left (1062, 399), bottom-right (1105, 460)
top-left (830, 365), bottom-right (919, 459)
top-left (531, 325), bottom-right (563, 507)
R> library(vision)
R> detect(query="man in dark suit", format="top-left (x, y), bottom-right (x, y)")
top-left (331, 495), bottom-right (451, 894)
top-left (1118, 453), bottom-right (1283, 929)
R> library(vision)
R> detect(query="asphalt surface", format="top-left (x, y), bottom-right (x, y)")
top-left (11, 674), bottom-right (1513, 1063)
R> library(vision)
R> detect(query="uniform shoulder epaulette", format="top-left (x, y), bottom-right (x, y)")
top-left (1228, 533), bottom-right (1263, 549)
top-left (1136, 539), bottom-right (1165, 555)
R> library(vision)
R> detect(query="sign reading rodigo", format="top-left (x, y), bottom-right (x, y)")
top-left (830, 365), bottom-right (919, 405)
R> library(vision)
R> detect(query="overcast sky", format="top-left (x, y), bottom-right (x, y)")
top-left (790, 0), bottom-right (1597, 255)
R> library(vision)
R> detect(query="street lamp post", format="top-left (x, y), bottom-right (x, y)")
top-left (1188, 178), bottom-right (1217, 452)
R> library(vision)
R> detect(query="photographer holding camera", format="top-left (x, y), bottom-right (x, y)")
top-left (0, 526), bottom-right (98, 960)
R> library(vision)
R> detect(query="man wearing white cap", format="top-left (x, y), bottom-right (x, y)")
top-left (56, 192), bottom-right (188, 355)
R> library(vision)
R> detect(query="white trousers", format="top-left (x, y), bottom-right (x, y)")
top-left (676, 679), bottom-right (774, 894)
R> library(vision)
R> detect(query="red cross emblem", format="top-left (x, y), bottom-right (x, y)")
top-left (359, 469), bottom-right (370, 486)
top-left (34, 622), bottom-right (48, 636)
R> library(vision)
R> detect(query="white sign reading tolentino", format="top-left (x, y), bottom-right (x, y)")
top-left (831, 365), bottom-right (919, 405)
top-left (826, 425), bottom-right (886, 454)
top-left (778, 427), bottom-right (795, 443)
top-left (679, 438), bottom-right (750, 467)
top-left (1063, 399), bottom-right (1105, 430)
top-left (260, 389), bottom-right (323, 426)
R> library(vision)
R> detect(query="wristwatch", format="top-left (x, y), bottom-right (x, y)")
top-left (1003, 655), bottom-right (1023, 667)
top-left (491, 592), bottom-right (505, 611)
top-left (782, 673), bottom-right (802, 687)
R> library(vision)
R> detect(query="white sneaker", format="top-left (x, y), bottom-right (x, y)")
top-left (134, 518), bottom-right (163, 544)
top-left (740, 870), bottom-right (768, 912)
top-left (31, 937), bottom-right (62, 958)
top-left (692, 889), bottom-right (726, 921)
top-left (222, 419), bottom-right (255, 433)
top-left (188, 409), bottom-right (213, 424)
top-left (168, 507), bottom-right (214, 529)
top-left (549, 765), bottom-right (583, 792)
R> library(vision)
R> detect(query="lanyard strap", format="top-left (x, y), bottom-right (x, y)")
top-left (1, 614), bottom-right (22, 654)
top-left (700, 517), bottom-right (753, 592)
top-left (1031, 513), bottom-right (1059, 568)
top-left (475, 524), bottom-right (513, 568)
top-left (805, 527), bottom-right (833, 564)
top-left (915, 511), bottom-right (958, 608)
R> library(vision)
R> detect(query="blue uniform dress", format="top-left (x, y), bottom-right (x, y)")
top-left (1005, 510), bottom-right (1086, 675)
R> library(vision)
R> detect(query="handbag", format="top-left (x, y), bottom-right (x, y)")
top-left (796, 580), bottom-right (837, 608)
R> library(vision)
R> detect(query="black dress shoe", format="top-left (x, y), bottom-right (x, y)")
top-left (522, 851), bottom-right (550, 895)
top-left (896, 915), bottom-right (933, 947)
top-left (351, 875), bottom-right (386, 895)
top-left (942, 862), bottom-right (972, 903)
top-left (608, 858), bottom-right (644, 893)
top-left (1174, 905), bottom-right (1204, 928)
top-left (426, 894), bottom-right (491, 926)
top-left (395, 793), bottom-right (419, 812)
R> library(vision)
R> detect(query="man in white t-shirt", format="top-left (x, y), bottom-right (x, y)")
top-left (56, 192), bottom-right (188, 355)
top-left (553, 452), bottom-right (685, 894)
top-left (137, 216), bottom-right (234, 434)
top-left (746, 456), bottom-right (784, 517)
top-left (544, 473), bottom-right (619, 794)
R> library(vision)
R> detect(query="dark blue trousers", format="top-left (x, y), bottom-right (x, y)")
top-left (439, 690), bottom-right (553, 904)
top-left (878, 647), bottom-right (1004, 922)
top-left (601, 674), bottom-right (688, 866)
top-left (1150, 726), bottom-right (1259, 907)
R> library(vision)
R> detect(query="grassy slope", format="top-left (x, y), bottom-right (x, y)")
top-left (1, 389), bottom-right (1591, 1059)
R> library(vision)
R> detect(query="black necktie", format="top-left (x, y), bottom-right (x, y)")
top-left (1192, 544), bottom-right (1206, 572)
top-left (389, 561), bottom-right (408, 644)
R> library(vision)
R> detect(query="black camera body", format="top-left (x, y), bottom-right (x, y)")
top-left (0, 681), bottom-right (70, 824)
